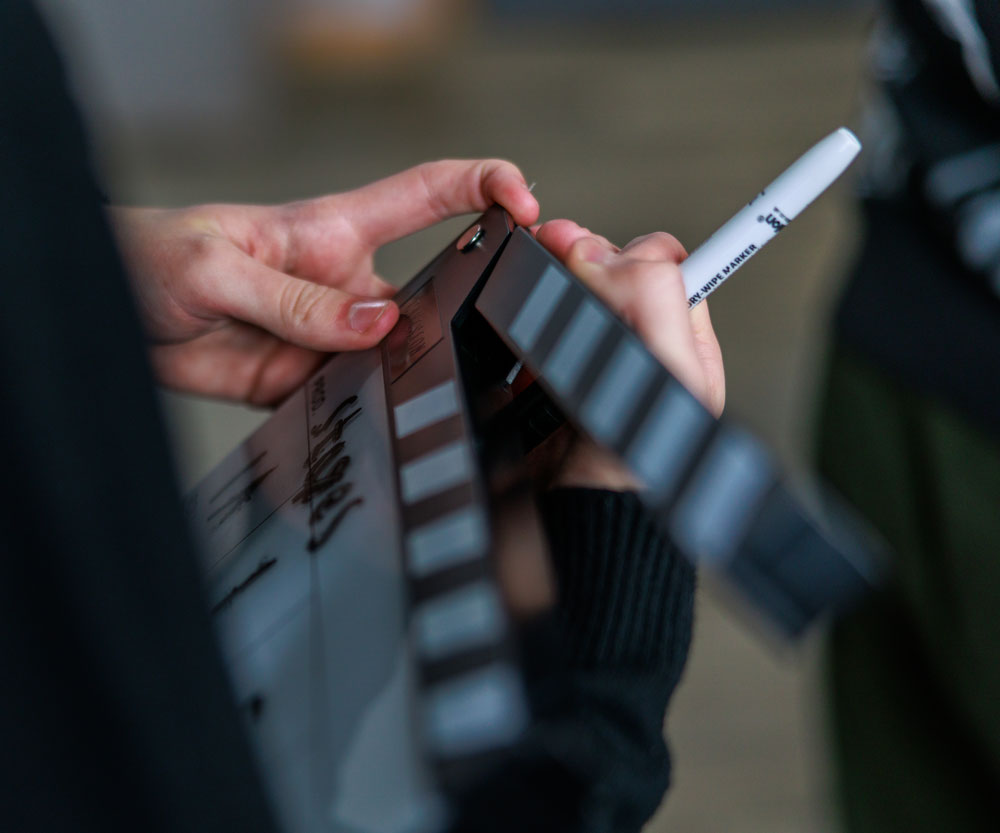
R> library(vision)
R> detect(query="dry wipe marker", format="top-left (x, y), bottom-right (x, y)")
top-left (681, 127), bottom-right (862, 308)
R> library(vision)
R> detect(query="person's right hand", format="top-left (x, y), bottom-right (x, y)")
top-left (533, 220), bottom-right (725, 490)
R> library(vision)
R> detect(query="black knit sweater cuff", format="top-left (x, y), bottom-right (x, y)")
top-left (538, 488), bottom-right (695, 690)
top-left (451, 490), bottom-right (695, 833)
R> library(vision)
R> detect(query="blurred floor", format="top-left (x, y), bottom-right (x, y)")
top-left (104, 8), bottom-right (872, 832)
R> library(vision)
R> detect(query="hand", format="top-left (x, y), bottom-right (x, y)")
top-left (110, 159), bottom-right (539, 406)
top-left (533, 220), bottom-right (725, 490)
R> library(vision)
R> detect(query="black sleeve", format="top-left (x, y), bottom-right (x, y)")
top-left (0, 3), bottom-right (278, 832)
top-left (452, 489), bottom-right (695, 833)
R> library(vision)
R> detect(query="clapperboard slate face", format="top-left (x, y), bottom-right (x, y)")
top-left (186, 207), bottom-right (523, 833)
top-left (186, 205), bottom-right (882, 833)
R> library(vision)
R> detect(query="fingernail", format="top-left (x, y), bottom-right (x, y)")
top-left (349, 299), bottom-right (391, 333)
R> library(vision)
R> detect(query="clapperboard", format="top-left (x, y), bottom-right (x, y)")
top-left (185, 205), bottom-right (883, 833)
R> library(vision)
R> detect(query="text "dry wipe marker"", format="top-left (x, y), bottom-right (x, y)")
top-left (681, 127), bottom-right (862, 308)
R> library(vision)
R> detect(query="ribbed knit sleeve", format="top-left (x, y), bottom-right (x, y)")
top-left (539, 488), bottom-right (695, 685)
top-left (451, 488), bottom-right (695, 833)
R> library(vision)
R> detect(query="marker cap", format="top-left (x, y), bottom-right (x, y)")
top-left (681, 127), bottom-right (862, 307)
top-left (766, 127), bottom-right (861, 220)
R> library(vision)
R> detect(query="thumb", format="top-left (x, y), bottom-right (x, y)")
top-left (212, 254), bottom-right (399, 351)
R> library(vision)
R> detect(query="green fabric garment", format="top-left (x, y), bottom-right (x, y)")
top-left (817, 347), bottom-right (1000, 832)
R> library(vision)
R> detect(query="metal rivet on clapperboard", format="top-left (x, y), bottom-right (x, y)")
top-left (456, 224), bottom-right (485, 253)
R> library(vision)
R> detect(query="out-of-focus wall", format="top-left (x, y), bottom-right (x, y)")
top-left (491, 0), bottom-right (867, 15)
top-left (38, 0), bottom-right (870, 141)
top-left (36, 0), bottom-right (273, 143)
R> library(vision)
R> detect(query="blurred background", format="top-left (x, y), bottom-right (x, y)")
top-left (38, 0), bottom-right (875, 829)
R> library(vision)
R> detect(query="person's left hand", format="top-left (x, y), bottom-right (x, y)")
top-left (531, 219), bottom-right (725, 491)
top-left (111, 159), bottom-right (539, 406)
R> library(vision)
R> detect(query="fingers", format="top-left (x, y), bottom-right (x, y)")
top-left (534, 219), bottom-right (617, 261)
top-left (689, 300), bottom-right (726, 416)
top-left (567, 241), bottom-right (703, 384)
top-left (306, 159), bottom-right (540, 249)
top-left (619, 231), bottom-right (687, 262)
top-left (152, 328), bottom-right (325, 406)
top-left (535, 222), bottom-right (684, 264)
top-left (336, 269), bottom-right (398, 301)
top-left (546, 231), bottom-right (724, 418)
top-left (204, 252), bottom-right (399, 352)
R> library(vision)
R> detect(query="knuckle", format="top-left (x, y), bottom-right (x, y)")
top-left (184, 233), bottom-right (220, 265)
top-left (478, 158), bottom-right (523, 201)
top-left (649, 230), bottom-right (682, 250)
top-left (482, 157), bottom-right (519, 184)
top-left (628, 231), bottom-right (685, 260)
top-left (416, 162), bottom-right (452, 220)
top-left (629, 259), bottom-right (683, 292)
top-left (618, 258), bottom-right (658, 287)
top-left (177, 237), bottom-right (227, 308)
top-left (566, 236), bottom-right (594, 263)
top-left (279, 280), bottom-right (326, 333)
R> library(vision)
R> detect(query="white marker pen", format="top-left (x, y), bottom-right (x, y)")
top-left (681, 127), bottom-right (862, 308)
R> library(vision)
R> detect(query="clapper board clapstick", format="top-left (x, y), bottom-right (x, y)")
top-left (186, 204), bottom-right (885, 833)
